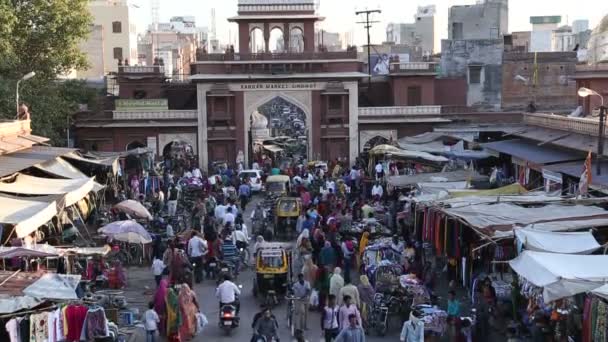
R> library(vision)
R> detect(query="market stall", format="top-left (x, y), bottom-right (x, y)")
top-left (0, 195), bottom-right (57, 239)
top-left (514, 228), bottom-right (602, 254)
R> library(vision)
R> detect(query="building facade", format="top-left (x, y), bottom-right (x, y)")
top-left (386, 5), bottom-right (435, 55)
top-left (448, 0), bottom-right (508, 40)
top-left (79, 0), bottom-right (138, 79)
top-left (74, 0), bottom-right (366, 171)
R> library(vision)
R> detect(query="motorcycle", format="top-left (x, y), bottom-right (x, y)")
top-left (219, 302), bottom-right (239, 335)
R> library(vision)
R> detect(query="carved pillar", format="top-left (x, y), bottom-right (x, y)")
top-left (263, 22), bottom-right (270, 53)
top-left (283, 23), bottom-right (290, 52)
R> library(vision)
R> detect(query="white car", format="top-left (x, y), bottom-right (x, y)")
top-left (239, 170), bottom-right (264, 192)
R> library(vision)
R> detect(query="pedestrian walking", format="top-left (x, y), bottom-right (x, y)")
top-left (151, 257), bottom-right (165, 287)
top-left (329, 267), bottom-right (345, 298)
top-left (292, 273), bottom-right (312, 331)
top-left (338, 295), bottom-right (361, 330)
top-left (321, 294), bottom-right (340, 342)
top-left (144, 302), bottom-right (160, 342)
top-left (335, 314), bottom-right (365, 342)
top-left (187, 231), bottom-right (208, 283)
top-left (167, 184), bottom-right (178, 217)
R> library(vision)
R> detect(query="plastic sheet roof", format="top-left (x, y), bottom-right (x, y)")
top-left (510, 251), bottom-right (608, 302)
top-left (388, 170), bottom-right (488, 188)
top-left (0, 173), bottom-right (94, 207)
top-left (514, 228), bottom-right (601, 254)
top-left (444, 203), bottom-right (608, 232)
top-left (0, 195), bottom-right (57, 238)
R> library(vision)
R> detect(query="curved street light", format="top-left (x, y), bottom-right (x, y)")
top-left (16, 71), bottom-right (36, 118)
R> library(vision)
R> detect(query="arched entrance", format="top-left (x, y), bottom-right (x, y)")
top-left (250, 27), bottom-right (264, 53)
top-left (269, 27), bottom-right (284, 52)
top-left (250, 96), bottom-right (307, 168)
top-left (289, 27), bottom-right (304, 53)
top-left (126, 140), bottom-right (145, 151)
top-left (363, 136), bottom-right (389, 152)
top-left (162, 140), bottom-right (194, 159)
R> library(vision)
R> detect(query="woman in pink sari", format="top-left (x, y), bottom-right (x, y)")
top-left (154, 278), bottom-right (169, 336)
top-left (178, 284), bottom-right (199, 340)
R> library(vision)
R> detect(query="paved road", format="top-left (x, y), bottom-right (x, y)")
top-left (195, 195), bottom-right (404, 342)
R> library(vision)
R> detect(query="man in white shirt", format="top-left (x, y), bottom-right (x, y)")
top-left (192, 167), bottom-right (203, 179)
top-left (375, 162), bottom-right (384, 180)
top-left (144, 302), bottom-right (160, 341)
top-left (326, 179), bottom-right (336, 193)
top-left (223, 207), bottom-right (236, 226)
top-left (151, 257), bottom-right (165, 286)
top-left (216, 275), bottom-right (241, 314)
top-left (188, 231), bottom-right (208, 283)
top-left (371, 181), bottom-right (384, 199)
top-left (214, 202), bottom-right (226, 224)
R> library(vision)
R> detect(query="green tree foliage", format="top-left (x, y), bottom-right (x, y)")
top-left (0, 0), bottom-right (96, 146)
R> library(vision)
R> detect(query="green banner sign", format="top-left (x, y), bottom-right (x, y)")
top-left (115, 99), bottom-right (168, 111)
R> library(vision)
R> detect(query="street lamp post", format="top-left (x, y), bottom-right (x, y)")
top-left (578, 87), bottom-right (606, 175)
top-left (16, 72), bottom-right (36, 118)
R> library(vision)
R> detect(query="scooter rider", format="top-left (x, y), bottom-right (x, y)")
top-left (216, 274), bottom-right (241, 315)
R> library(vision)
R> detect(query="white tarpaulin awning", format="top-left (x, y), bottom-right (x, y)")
top-left (0, 195), bottom-right (57, 238)
top-left (522, 219), bottom-right (608, 232)
top-left (0, 245), bottom-right (59, 258)
top-left (22, 273), bottom-right (81, 300)
top-left (443, 203), bottom-right (608, 232)
top-left (509, 251), bottom-right (608, 302)
top-left (63, 152), bottom-right (119, 175)
top-left (591, 284), bottom-right (608, 301)
top-left (0, 174), bottom-right (94, 207)
top-left (514, 228), bottom-right (602, 254)
top-left (0, 296), bottom-right (43, 314)
top-left (35, 158), bottom-right (105, 192)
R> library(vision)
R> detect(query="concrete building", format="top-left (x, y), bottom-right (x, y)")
top-left (318, 31), bottom-right (342, 51)
top-left (530, 16), bottom-right (561, 52)
top-left (552, 25), bottom-right (575, 52)
top-left (504, 31), bottom-right (531, 52)
top-left (502, 52), bottom-right (577, 111)
top-left (441, 39), bottom-right (503, 110)
top-left (77, 25), bottom-right (105, 79)
top-left (386, 5), bottom-right (435, 55)
top-left (448, 0), bottom-right (508, 40)
top-left (572, 19), bottom-right (589, 34)
top-left (80, 0), bottom-right (138, 79)
top-left (587, 15), bottom-right (608, 64)
top-left (74, 0), bottom-right (366, 169)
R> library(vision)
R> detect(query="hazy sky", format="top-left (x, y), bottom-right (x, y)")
top-left (129, 0), bottom-right (607, 49)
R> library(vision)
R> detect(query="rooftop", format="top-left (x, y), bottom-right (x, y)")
top-left (0, 120), bottom-right (49, 156)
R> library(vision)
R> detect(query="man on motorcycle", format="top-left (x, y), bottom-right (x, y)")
top-left (250, 204), bottom-right (266, 235)
top-left (187, 231), bottom-right (208, 283)
top-left (216, 274), bottom-right (241, 314)
top-left (253, 308), bottom-right (279, 342)
top-left (220, 235), bottom-right (240, 274)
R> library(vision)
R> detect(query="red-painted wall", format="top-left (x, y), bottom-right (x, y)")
top-left (435, 78), bottom-right (467, 106)
top-left (391, 76), bottom-right (436, 106)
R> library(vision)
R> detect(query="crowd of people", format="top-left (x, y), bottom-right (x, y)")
top-left (127, 155), bottom-right (482, 342)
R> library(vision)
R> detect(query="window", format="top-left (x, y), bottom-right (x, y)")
top-left (113, 47), bottom-right (123, 60)
top-left (407, 86), bottom-right (422, 106)
top-left (133, 89), bottom-right (147, 99)
top-left (452, 22), bottom-right (463, 40)
top-left (469, 66), bottom-right (482, 84)
top-left (328, 95), bottom-right (341, 111)
top-left (112, 21), bottom-right (122, 33)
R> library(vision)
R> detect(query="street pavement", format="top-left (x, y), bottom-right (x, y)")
top-left (196, 195), bottom-right (404, 342)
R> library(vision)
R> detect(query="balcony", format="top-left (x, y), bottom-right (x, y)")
top-left (359, 106), bottom-right (442, 116)
top-left (389, 62), bottom-right (437, 74)
top-left (112, 110), bottom-right (197, 121)
top-left (523, 113), bottom-right (603, 136)
top-left (196, 51), bottom-right (357, 62)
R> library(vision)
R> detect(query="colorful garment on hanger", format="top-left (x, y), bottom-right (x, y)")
top-left (80, 307), bottom-right (109, 340)
top-left (65, 304), bottom-right (88, 342)
top-left (30, 312), bottom-right (48, 342)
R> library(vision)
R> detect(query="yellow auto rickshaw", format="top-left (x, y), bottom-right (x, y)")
top-left (274, 197), bottom-right (302, 238)
top-left (265, 175), bottom-right (291, 197)
top-left (252, 243), bottom-right (292, 306)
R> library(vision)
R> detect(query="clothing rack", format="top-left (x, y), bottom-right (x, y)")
top-left (0, 305), bottom-right (57, 319)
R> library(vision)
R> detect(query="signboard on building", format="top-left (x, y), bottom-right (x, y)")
top-left (238, 82), bottom-right (317, 90)
top-left (115, 99), bottom-right (168, 112)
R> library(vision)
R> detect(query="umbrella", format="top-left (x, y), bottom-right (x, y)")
top-left (113, 200), bottom-right (153, 220)
top-left (112, 232), bottom-right (152, 244)
top-left (98, 220), bottom-right (152, 241)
